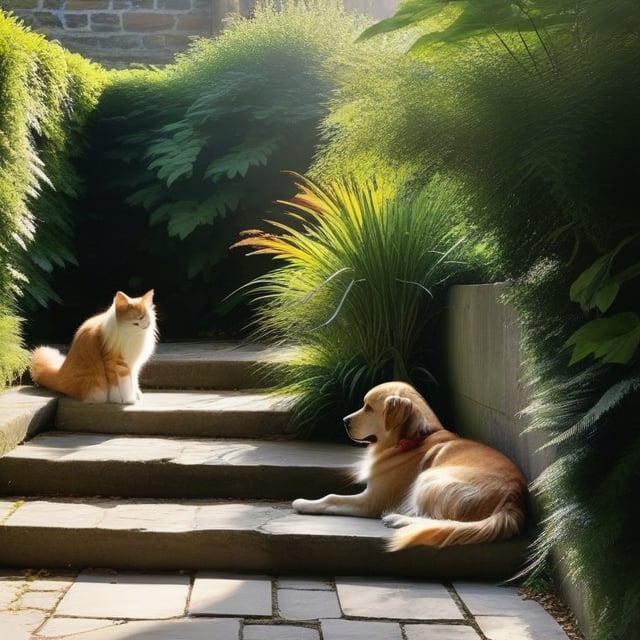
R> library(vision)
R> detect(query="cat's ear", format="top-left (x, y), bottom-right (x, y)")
top-left (114, 291), bottom-right (131, 311)
top-left (142, 289), bottom-right (154, 305)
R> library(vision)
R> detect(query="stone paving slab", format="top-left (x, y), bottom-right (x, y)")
top-left (0, 570), bottom-right (571, 640)
top-left (55, 572), bottom-right (190, 619)
top-left (277, 587), bottom-right (342, 620)
top-left (321, 618), bottom-right (403, 640)
top-left (277, 577), bottom-right (333, 590)
top-left (243, 623), bottom-right (319, 640)
top-left (54, 390), bottom-right (294, 437)
top-left (189, 573), bottom-right (272, 617)
top-left (454, 583), bottom-right (569, 640)
top-left (0, 608), bottom-right (45, 639)
top-left (0, 432), bottom-right (360, 499)
top-left (476, 613), bottom-right (569, 640)
top-left (336, 577), bottom-right (462, 620)
top-left (38, 618), bottom-right (242, 639)
top-left (454, 581), bottom-right (543, 615)
top-left (404, 625), bottom-right (481, 639)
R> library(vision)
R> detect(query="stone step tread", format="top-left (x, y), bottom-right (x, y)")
top-left (149, 342), bottom-right (292, 364)
top-left (2, 432), bottom-right (358, 467)
top-left (55, 389), bottom-right (294, 437)
top-left (0, 498), bottom-right (529, 580)
top-left (0, 432), bottom-right (360, 499)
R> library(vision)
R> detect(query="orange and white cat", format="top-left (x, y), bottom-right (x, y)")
top-left (30, 290), bottom-right (157, 404)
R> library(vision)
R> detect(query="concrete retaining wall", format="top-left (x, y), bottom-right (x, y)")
top-left (444, 283), bottom-right (592, 638)
top-left (445, 283), bottom-right (555, 483)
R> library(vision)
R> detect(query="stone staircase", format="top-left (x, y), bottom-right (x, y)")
top-left (0, 342), bottom-right (529, 580)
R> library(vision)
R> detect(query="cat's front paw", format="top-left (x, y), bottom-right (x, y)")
top-left (108, 387), bottom-right (137, 404)
top-left (108, 387), bottom-right (122, 403)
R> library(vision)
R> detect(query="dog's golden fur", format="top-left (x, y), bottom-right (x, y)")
top-left (292, 381), bottom-right (528, 549)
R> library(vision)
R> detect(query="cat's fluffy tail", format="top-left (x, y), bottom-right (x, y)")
top-left (30, 347), bottom-right (66, 393)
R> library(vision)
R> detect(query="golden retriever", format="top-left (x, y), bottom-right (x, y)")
top-left (292, 381), bottom-right (528, 549)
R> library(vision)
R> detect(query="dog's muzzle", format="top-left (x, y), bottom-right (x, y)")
top-left (343, 415), bottom-right (377, 444)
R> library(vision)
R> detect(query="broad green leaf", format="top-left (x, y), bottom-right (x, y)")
top-left (593, 281), bottom-right (620, 314)
top-left (204, 138), bottom-right (280, 182)
top-left (570, 233), bottom-right (640, 312)
top-left (566, 313), bottom-right (640, 366)
top-left (149, 200), bottom-right (198, 227)
top-left (570, 254), bottom-right (613, 311)
top-left (357, 0), bottom-right (451, 40)
top-left (125, 184), bottom-right (166, 210)
top-left (167, 208), bottom-right (203, 240)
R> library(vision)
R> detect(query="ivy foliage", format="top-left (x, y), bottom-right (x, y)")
top-left (73, 1), bottom-right (374, 338)
top-left (0, 11), bottom-right (106, 388)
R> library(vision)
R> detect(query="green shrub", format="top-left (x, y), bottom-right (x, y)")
top-left (357, 2), bottom-right (640, 637)
top-left (0, 313), bottom-right (28, 388)
top-left (67, 0), bottom-right (377, 338)
top-left (0, 11), bottom-right (106, 387)
top-left (234, 173), bottom-right (487, 437)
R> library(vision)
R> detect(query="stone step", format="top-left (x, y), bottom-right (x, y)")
top-left (0, 386), bottom-right (58, 456)
top-left (0, 497), bottom-right (529, 580)
top-left (55, 390), bottom-right (295, 438)
top-left (0, 432), bottom-right (360, 500)
top-left (141, 342), bottom-right (292, 390)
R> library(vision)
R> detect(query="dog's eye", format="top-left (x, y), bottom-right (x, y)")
top-left (364, 403), bottom-right (372, 412)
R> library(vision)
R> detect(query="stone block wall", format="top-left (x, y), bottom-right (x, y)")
top-left (0, 0), bottom-right (217, 67)
top-left (0, 0), bottom-right (400, 68)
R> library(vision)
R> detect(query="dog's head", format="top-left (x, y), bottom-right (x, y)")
top-left (343, 381), bottom-right (443, 450)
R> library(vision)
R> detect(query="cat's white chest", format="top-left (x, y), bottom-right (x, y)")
top-left (102, 308), bottom-right (157, 367)
top-left (119, 327), bottom-right (155, 365)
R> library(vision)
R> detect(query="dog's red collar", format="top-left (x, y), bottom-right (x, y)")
top-left (397, 435), bottom-right (426, 452)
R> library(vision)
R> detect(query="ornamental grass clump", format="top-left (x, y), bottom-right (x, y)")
top-left (235, 173), bottom-right (483, 437)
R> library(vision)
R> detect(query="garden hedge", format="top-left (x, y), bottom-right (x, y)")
top-left (0, 11), bottom-right (106, 388)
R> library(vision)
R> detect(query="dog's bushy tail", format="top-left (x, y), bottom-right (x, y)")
top-left (387, 506), bottom-right (524, 551)
top-left (29, 346), bottom-right (66, 393)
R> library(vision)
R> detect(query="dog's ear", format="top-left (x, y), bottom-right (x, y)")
top-left (384, 394), bottom-right (434, 439)
top-left (383, 395), bottom-right (413, 431)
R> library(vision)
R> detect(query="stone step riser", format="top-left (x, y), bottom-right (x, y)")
top-left (54, 391), bottom-right (294, 439)
top-left (0, 459), bottom-right (356, 500)
top-left (139, 342), bottom-right (291, 390)
top-left (0, 528), bottom-right (523, 580)
top-left (140, 359), bottom-right (269, 391)
top-left (0, 499), bottom-right (528, 580)
top-left (0, 432), bottom-right (360, 500)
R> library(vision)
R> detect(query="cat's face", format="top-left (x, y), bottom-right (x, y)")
top-left (114, 290), bottom-right (155, 330)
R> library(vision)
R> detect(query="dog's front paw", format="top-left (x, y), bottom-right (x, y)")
top-left (382, 513), bottom-right (412, 529)
top-left (292, 498), bottom-right (317, 514)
